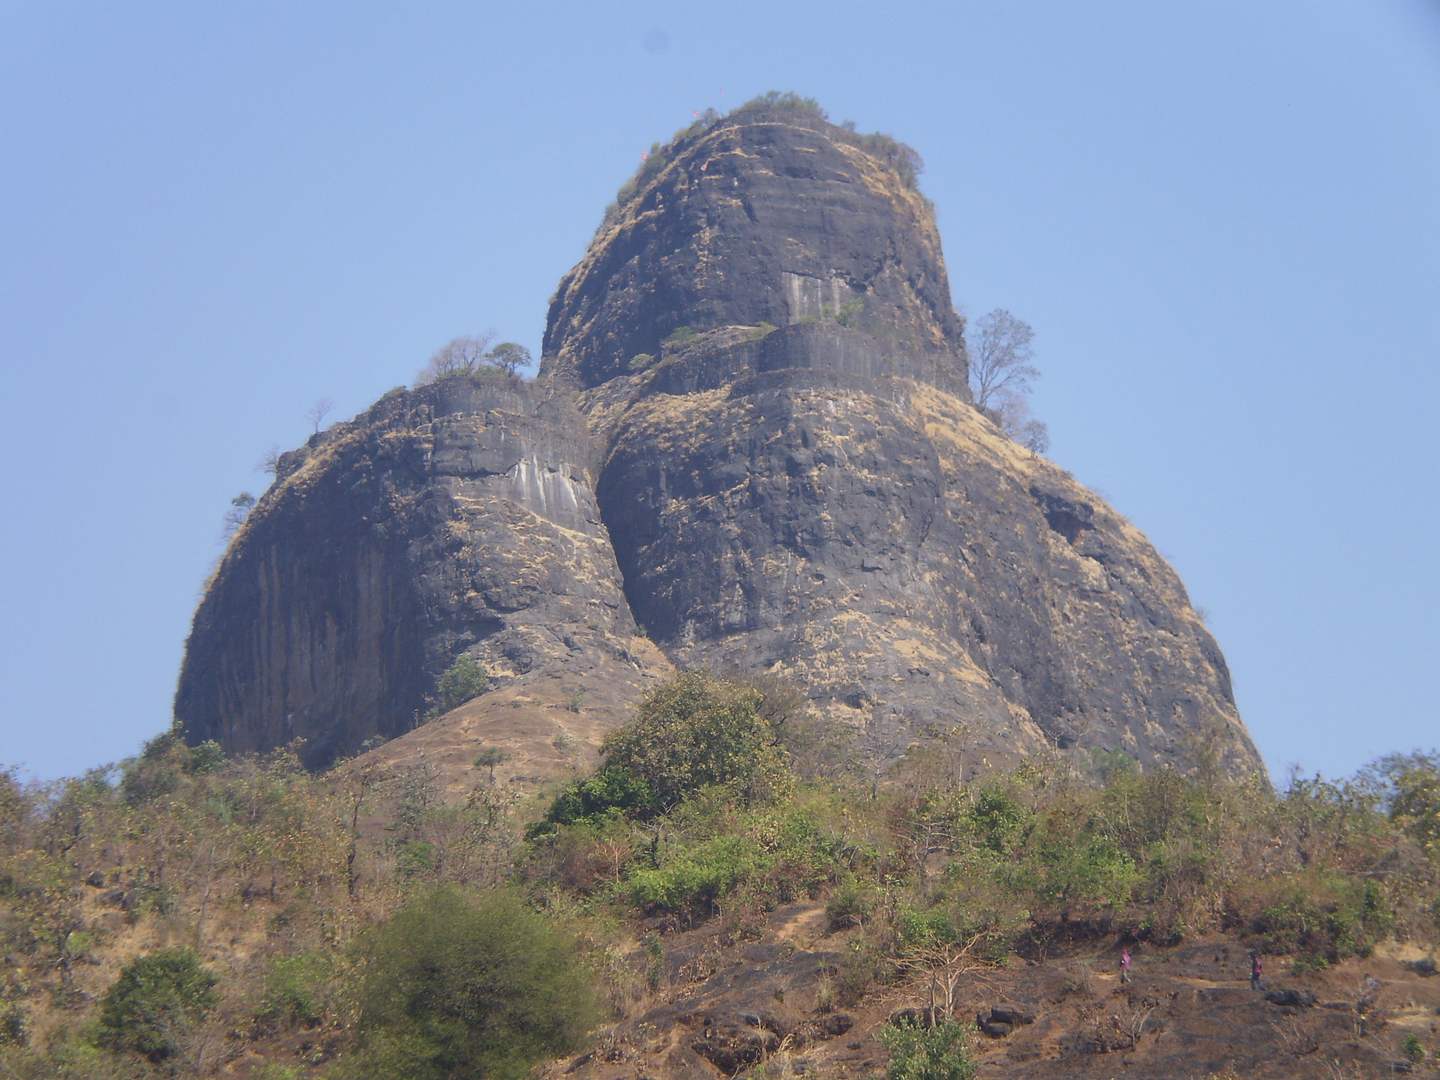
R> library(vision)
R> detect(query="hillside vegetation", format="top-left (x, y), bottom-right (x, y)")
top-left (2, 675), bottom-right (1438, 1077)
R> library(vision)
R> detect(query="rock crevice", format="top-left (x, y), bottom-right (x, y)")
top-left (178, 106), bottom-right (1262, 779)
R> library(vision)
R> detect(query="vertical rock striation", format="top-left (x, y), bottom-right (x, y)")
top-left (541, 103), bottom-right (1261, 774)
top-left (178, 101), bottom-right (1263, 779)
top-left (176, 378), bottom-right (643, 768)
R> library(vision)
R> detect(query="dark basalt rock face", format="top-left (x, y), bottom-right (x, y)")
top-left (176, 378), bottom-right (638, 768)
top-left (541, 106), bottom-right (1261, 774)
top-left (179, 104), bottom-right (1263, 778)
top-left (544, 113), bottom-right (966, 397)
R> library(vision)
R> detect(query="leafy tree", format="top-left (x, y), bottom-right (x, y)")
top-left (255, 952), bottom-right (332, 1031)
top-left (353, 887), bottom-right (598, 1080)
top-left (97, 948), bottom-right (218, 1061)
top-left (601, 671), bottom-right (791, 813)
top-left (0, 767), bottom-right (26, 855)
top-left (486, 341), bottom-right (531, 377)
top-left (1368, 751), bottom-right (1440, 860)
top-left (473, 746), bottom-right (507, 784)
top-left (429, 653), bottom-right (489, 717)
top-left (535, 764), bottom-right (654, 833)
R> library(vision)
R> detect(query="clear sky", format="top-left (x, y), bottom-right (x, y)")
top-left (2, 1), bottom-right (1436, 783)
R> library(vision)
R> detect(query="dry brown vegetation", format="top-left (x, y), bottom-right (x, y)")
top-left (2, 686), bottom-right (1438, 1078)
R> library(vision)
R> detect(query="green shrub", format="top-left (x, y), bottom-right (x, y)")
top-left (353, 887), bottom-right (598, 1080)
top-left (1403, 1033), bottom-right (1425, 1064)
top-left (826, 878), bottom-right (880, 931)
top-left (894, 905), bottom-right (951, 951)
top-left (601, 671), bottom-right (791, 813)
top-left (627, 352), bottom-right (655, 371)
top-left (256, 952), bottom-right (331, 1030)
top-left (97, 948), bottom-right (218, 1061)
top-left (533, 764), bottom-right (654, 833)
top-left (395, 839), bottom-right (438, 880)
top-left (129, 881), bottom-right (177, 920)
top-left (880, 1016), bottom-right (976, 1080)
top-left (429, 653), bottom-right (489, 717)
top-left (5, 1028), bottom-right (152, 1079)
top-left (642, 932), bottom-right (665, 991)
top-left (853, 131), bottom-right (925, 189)
top-left (1387, 757), bottom-right (1440, 859)
top-left (0, 1000), bottom-right (26, 1046)
top-left (663, 325), bottom-right (697, 347)
top-left (837, 936), bottom-right (890, 1005)
top-left (189, 740), bottom-right (226, 774)
top-left (965, 786), bottom-right (1032, 854)
top-left (627, 834), bottom-right (768, 916)
top-left (119, 734), bottom-right (192, 804)
top-left (736, 90), bottom-right (827, 120)
top-left (1248, 870), bottom-right (1394, 962)
top-left (1024, 824), bottom-right (1138, 915)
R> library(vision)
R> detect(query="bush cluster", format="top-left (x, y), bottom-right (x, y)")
top-left (1, 670), bottom-right (1438, 1078)
top-left (427, 652), bottom-right (489, 718)
top-left (599, 90), bottom-right (926, 230)
top-left (97, 948), bottom-right (218, 1061)
top-left (354, 887), bottom-right (597, 1080)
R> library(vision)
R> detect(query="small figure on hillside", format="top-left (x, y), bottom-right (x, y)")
top-left (1119, 946), bottom-right (1132, 985)
top-left (1248, 949), bottom-right (1263, 991)
top-left (1356, 973), bottom-right (1381, 1034)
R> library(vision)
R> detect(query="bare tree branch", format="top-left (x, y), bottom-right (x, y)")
top-left (966, 311), bottom-right (1051, 454)
top-left (969, 309), bottom-right (1038, 411)
top-left (257, 445), bottom-right (281, 477)
top-left (221, 492), bottom-right (255, 539)
top-left (417, 332), bottom-right (496, 385)
top-left (306, 398), bottom-right (334, 435)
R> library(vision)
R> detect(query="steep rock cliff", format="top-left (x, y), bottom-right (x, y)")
top-left (541, 104), bottom-right (1260, 773)
top-left (178, 101), bottom-right (1262, 778)
top-left (176, 378), bottom-right (656, 768)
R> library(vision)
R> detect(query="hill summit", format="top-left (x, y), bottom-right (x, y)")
top-left (176, 96), bottom-right (1262, 781)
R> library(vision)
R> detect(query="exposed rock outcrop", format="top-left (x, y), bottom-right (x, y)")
top-left (178, 101), bottom-right (1262, 779)
top-left (540, 105), bottom-right (1260, 774)
top-left (176, 377), bottom-right (653, 768)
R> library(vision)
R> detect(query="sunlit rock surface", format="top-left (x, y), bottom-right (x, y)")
top-left (179, 105), bottom-right (1261, 779)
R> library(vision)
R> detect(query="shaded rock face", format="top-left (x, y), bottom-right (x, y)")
top-left (180, 106), bottom-right (1262, 779)
top-left (176, 379), bottom-right (639, 768)
top-left (541, 109), bottom-right (1261, 774)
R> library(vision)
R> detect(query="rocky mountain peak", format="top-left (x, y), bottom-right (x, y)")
top-left (541, 104), bottom-right (967, 396)
top-left (177, 99), bottom-right (1264, 784)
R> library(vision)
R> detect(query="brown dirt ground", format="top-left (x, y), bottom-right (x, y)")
top-left (549, 902), bottom-right (1440, 1080)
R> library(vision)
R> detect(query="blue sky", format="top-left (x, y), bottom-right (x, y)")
top-left (1, 1), bottom-right (1436, 782)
